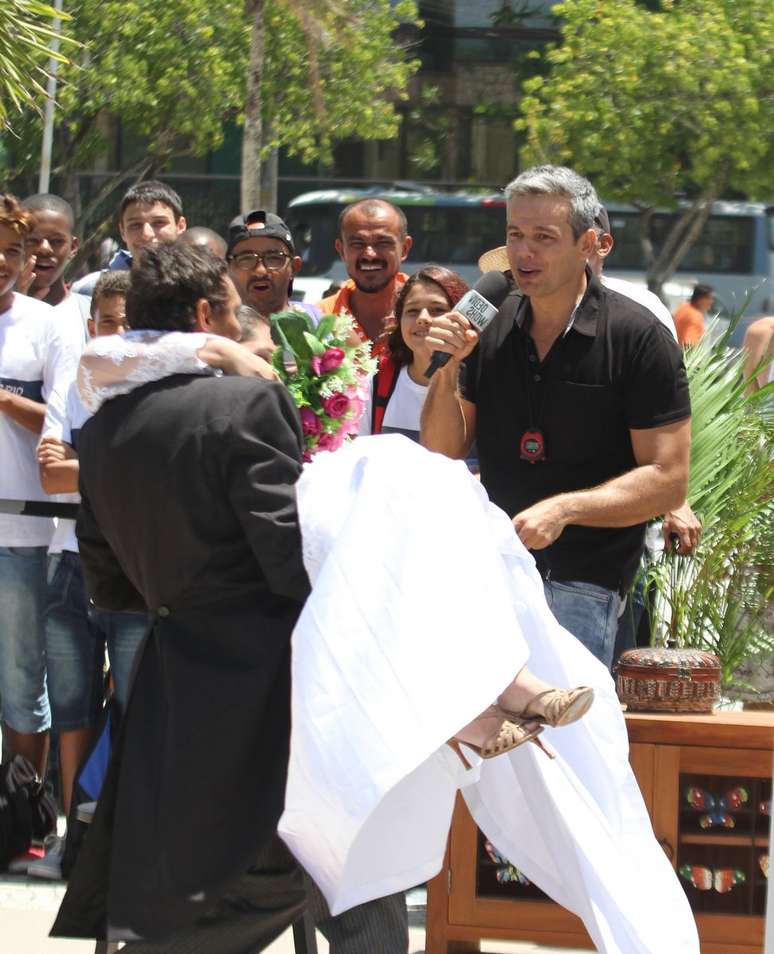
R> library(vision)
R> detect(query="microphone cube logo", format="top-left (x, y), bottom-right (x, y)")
top-left (458, 290), bottom-right (498, 332)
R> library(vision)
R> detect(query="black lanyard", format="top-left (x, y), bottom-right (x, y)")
top-left (518, 333), bottom-right (548, 463)
top-left (516, 304), bottom-right (579, 463)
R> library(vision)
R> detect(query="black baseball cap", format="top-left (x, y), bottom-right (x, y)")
top-left (227, 210), bottom-right (295, 256)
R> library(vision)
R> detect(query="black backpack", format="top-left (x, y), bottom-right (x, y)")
top-left (0, 755), bottom-right (58, 870)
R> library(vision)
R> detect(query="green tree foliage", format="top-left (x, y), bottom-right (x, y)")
top-left (263, 0), bottom-right (418, 166)
top-left (516, 0), bottom-right (774, 296)
top-left (0, 0), bottom-right (72, 130)
top-left (241, 0), bottom-right (419, 207)
top-left (2, 0), bottom-right (419, 242)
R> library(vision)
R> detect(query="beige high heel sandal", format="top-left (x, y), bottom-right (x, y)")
top-left (499, 686), bottom-right (595, 729)
top-left (449, 705), bottom-right (548, 763)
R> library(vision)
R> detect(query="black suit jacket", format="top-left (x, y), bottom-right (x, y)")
top-left (54, 373), bottom-right (310, 941)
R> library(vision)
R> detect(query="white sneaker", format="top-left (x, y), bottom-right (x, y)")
top-left (26, 833), bottom-right (65, 880)
top-left (76, 800), bottom-right (97, 824)
top-left (6, 847), bottom-right (44, 875)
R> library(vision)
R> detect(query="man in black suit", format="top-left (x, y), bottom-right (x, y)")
top-left (53, 243), bottom-right (310, 952)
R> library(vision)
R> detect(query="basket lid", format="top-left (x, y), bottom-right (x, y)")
top-left (617, 647), bottom-right (721, 671)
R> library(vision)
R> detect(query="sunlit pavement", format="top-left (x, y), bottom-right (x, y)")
top-left (1, 874), bottom-right (591, 953)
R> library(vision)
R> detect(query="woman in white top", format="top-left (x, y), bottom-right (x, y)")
top-left (360, 266), bottom-right (469, 441)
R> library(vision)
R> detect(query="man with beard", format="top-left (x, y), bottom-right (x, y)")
top-left (226, 210), bottom-right (321, 324)
top-left (318, 199), bottom-right (413, 353)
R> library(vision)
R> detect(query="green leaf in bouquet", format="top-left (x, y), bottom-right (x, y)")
top-left (272, 346), bottom-right (287, 379)
top-left (270, 317), bottom-right (292, 354)
top-left (270, 310), bottom-right (316, 362)
top-left (315, 312), bottom-right (339, 343)
top-left (303, 331), bottom-right (326, 356)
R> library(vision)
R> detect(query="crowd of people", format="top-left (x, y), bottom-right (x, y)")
top-left (0, 163), bottom-right (766, 953)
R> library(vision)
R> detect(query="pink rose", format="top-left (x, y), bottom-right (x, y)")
top-left (316, 431), bottom-right (337, 451)
top-left (300, 407), bottom-right (322, 435)
top-left (323, 393), bottom-right (350, 418)
top-left (319, 347), bottom-right (346, 374)
top-left (347, 395), bottom-right (364, 419)
top-left (310, 356), bottom-right (323, 376)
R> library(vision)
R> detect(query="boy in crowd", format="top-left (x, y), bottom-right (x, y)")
top-left (0, 194), bottom-right (83, 779)
top-left (32, 271), bottom-right (150, 879)
top-left (21, 194), bottom-right (90, 342)
top-left (72, 180), bottom-right (186, 296)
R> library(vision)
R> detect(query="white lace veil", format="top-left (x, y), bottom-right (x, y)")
top-left (77, 330), bottom-right (217, 413)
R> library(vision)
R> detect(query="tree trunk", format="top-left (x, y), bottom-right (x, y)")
top-left (241, 0), bottom-right (265, 212)
top-left (260, 144), bottom-right (279, 213)
top-left (645, 192), bottom-right (718, 300)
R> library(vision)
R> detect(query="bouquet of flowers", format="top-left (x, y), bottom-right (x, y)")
top-left (270, 310), bottom-right (376, 460)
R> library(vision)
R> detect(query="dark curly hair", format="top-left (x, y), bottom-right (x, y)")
top-left (90, 270), bottom-right (132, 318)
top-left (385, 266), bottom-right (469, 366)
top-left (126, 241), bottom-right (231, 333)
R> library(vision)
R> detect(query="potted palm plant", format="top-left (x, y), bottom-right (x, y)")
top-left (617, 317), bottom-right (773, 710)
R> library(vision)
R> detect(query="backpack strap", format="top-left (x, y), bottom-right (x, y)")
top-left (371, 354), bottom-right (401, 435)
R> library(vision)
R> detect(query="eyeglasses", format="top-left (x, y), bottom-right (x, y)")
top-left (229, 250), bottom-right (291, 272)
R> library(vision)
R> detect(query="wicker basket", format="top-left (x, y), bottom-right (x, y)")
top-left (615, 647), bottom-right (721, 713)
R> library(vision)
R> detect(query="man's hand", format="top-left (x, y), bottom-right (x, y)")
top-left (512, 497), bottom-right (569, 550)
top-left (663, 501), bottom-right (702, 555)
top-left (37, 435), bottom-right (75, 467)
top-left (425, 310), bottom-right (480, 368)
top-left (16, 255), bottom-right (38, 297)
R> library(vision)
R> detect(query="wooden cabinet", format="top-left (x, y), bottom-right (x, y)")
top-left (426, 711), bottom-right (774, 954)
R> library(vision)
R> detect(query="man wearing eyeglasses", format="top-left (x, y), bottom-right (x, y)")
top-left (226, 210), bottom-right (321, 325)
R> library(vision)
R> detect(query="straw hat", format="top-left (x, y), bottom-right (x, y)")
top-left (478, 246), bottom-right (510, 274)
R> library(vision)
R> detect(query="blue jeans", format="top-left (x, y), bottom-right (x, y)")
top-left (543, 578), bottom-right (621, 670)
top-left (91, 605), bottom-right (149, 715)
top-left (0, 545), bottom-right (51, 733)
top-left (45, 551), bottom-right (150, 728)
top-left (45, 551), bottom-right (105, 730)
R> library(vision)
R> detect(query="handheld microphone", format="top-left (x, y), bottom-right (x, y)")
top-left (425, 270), bottom-right (511, 378)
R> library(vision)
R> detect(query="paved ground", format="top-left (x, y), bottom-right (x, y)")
top-left (0, 874), bottom-right (589, 953)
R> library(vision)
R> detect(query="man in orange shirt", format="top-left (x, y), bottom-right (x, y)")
top-left (318, 199), bottom-right (412, 353)
top-left (672, 283), bottom-right (714, 346)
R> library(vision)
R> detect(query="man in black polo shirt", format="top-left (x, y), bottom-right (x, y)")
top-left (421, 165), bottom-right (691, 668)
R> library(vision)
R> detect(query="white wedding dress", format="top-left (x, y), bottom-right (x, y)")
top-left (76, 334), bottom-right (699, 954)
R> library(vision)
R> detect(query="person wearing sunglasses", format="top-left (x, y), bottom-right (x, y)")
top-left (226, 210), bottom-right (321, 325)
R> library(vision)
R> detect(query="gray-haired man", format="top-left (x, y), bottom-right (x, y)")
top-left (421, 164), bottom-right (692, 668)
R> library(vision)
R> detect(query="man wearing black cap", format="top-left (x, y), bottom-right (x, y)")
top-left (226, 210), bottom-right (321, 324)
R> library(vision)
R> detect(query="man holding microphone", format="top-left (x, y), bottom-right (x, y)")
top-left (421, 165), bottom-right (692, 668)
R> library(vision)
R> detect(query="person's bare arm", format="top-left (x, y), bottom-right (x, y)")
top-left (420, 310), bottom-right (479, 458)
top-left (196, 337), bottom-right (279, 380)
top-left (0, 389), bottom-right (46, 433)
top-left (38, 436), bottom-right (79, 494)
top-left (513, 418), bottom-right (691, 550)
top-left (742, 316), bottom-right (774, 396)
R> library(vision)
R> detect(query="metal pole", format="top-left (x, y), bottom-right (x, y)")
top-left (38, 0), bottom-right (64, 194)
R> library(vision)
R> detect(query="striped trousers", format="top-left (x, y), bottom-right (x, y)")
top-left (122, 837), bottom-right (408, 954)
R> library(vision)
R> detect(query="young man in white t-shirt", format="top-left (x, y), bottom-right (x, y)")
top-left (0, 193), bottom-right (84, 778)
top-left (32, 271), bottom-right (150, 879)
top-left (20, 193), bottom-right (90, 344)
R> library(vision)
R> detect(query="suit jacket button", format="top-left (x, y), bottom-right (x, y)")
top-left (157, 605), bottom-right (170, 618)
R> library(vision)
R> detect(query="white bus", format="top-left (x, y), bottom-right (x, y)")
top-left (602, 200), bottom-right (773, 344)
